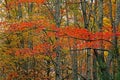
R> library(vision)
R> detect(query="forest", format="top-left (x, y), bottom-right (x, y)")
top-left (0, 0), bottom-right (120, 80)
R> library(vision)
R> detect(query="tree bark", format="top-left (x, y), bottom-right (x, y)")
top-left (55, 0), bottom-right (62, 80)
top-left (114, 0), bottom-right (120, 79)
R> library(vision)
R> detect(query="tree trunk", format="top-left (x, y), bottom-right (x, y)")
top-left (114, 0), bottom-right (120, 79)
top-left (55, 0), bottom-right (62, 80)
top-left (97, 0), bottom-right (111, 80)
top-left (71, 49), bottom-right (78, 80)
top-left (18, 3), bottom-right (22, 19)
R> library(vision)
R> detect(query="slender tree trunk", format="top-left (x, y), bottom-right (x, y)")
top-left (96, 0), bottom-right (111, 80)
top-left (71, 49), bottom-right (78, 80)
top-left (98, 0), bottom-right (103, 30)
top-left (81, 0), bottom-right (88, 29)
top-left (81, 1), bottom-right (92, 79)
top-left (55, 46), bottom-right (62, 80)
top-left (65, 0), bottom-right (69, 26)
top-left (18, 3), bottom-right (22, 19)
top-left (4, 0), bottom-right (11, 19)
top-left (55, 0), bottom-right (61, 28)
top-left (108, 0), bottom-right (115, 79)
top-left (47, 60), bottom-right (50, 80)
top-left (70, 9), bottom-right (78, 80)
top-left (114, 0), bottom-right (120, 79)
top-left (27, 4), bottom-right (33, 79)
top-left (65, 1), bottom-right (69, 79)
top-left (55, 0), bottom-right (62, 80)
top-left (93, 54), bottom-right (97, 80)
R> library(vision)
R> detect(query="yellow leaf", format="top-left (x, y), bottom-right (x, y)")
top-left (104, 51), bottom-right (108, 57)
